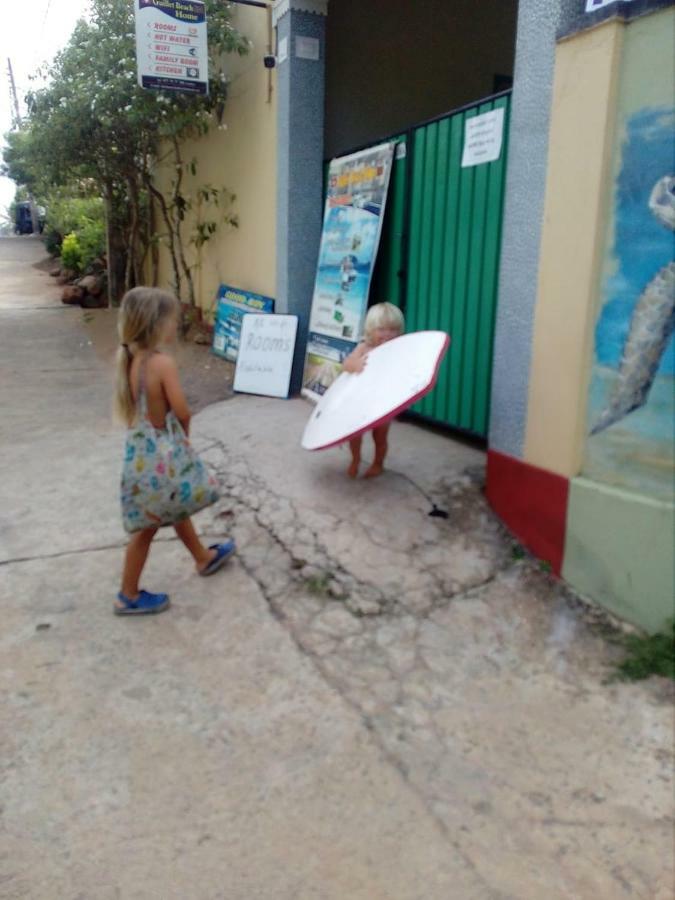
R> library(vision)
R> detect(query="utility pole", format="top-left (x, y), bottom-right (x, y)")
top-left (7, 57), bottom-right (40, 236)
top-left (7, 58), bottom-right (21, 128)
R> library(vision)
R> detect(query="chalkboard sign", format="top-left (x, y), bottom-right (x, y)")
top-left (234, 314), bottom-right (299, 399)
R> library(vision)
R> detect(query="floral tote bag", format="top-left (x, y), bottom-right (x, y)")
top-left (120, 362), bottom-right (220, 533)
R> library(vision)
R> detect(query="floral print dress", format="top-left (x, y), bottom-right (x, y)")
top-left (120, 357), bottom-right (219, 533)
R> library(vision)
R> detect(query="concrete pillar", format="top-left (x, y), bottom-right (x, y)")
top-left (487, 0), bottom-right (561, 459)
top-left (272, 0), bottom-right (329, 394)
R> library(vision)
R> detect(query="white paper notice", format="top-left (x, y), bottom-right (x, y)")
top-left (278, 36), bottom-right (288, 64)
top-left (296, 36), bottom-right (320, 61)
top-left (461, 108), bottom-right (505, 168)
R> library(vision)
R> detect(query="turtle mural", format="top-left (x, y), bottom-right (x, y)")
top-left (585, 101), bottom-right (674, 499)
top-left (591, 174), bottom-right (675, 434)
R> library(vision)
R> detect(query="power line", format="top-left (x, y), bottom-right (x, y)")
top-left (34, 0), bottom-right (55, 72)
top-left (41, 0), bottom-right (54, 32)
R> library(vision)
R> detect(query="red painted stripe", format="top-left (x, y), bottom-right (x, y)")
top-left (486, 450), bottom-right (570, 576)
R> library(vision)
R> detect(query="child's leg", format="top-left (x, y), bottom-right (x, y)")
top-left (364, 424), bottom-right (390, 478)
top-left (174, 517), bottom-right (216, 572)
top-left (348, 435), bottom-right (363, 478)
top-left (121, 526), bottom-right (159, 598)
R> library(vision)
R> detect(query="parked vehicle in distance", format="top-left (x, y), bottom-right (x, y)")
top-left (14, 201), bottom-right (46, 235)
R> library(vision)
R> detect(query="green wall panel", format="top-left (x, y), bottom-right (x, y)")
top-left (408, 96), bottom-right (510, 435)
top-left (330, 92), bottom-right (511, 437)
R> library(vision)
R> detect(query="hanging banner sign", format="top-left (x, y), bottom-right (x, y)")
top-left (302, 142), bottom-right (395, 399)
top-left (135, 0), bottom-right (209, 95)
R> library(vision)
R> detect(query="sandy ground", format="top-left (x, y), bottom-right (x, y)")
top-left (79, 308), bottom-right (235, 417)
top-left (35, 251), bottom-right (236, 415)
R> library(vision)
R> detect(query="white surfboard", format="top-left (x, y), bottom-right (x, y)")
top-left (301, 331), bottom-right (450, 451)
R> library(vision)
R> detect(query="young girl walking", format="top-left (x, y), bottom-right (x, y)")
top-left (114, 287), bottom-right (234, 616)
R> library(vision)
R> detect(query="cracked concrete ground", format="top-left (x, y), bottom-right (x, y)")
top-left (1, 238), bottom-right (673, 899)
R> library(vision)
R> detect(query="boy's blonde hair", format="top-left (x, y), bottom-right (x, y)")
top-left (364, 302), bottom-right (405, 340)
top-left (114, 287), bottom-right (178, 425)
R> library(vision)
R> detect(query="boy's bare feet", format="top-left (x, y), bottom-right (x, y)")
top-left (348, 459), bottom-right (360, 478)
top-left (364, 463), bottom-right (384, 478)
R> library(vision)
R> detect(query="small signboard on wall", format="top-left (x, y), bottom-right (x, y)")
top-left (461, 108), bottom-right (505, 168)
top-left (212, 285), bottom-right (274, 362)
top-left (234, 315), bottom-right (299, 399)
top-left (135, 0), bottom-right (209, 95)
top-left (585, 0), bottom-right (635, 10)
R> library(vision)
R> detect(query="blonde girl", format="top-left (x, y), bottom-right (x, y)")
top-left (342, 302), bottom-right (405, 478)
top-left (114, 287), bottom-right (234, 616)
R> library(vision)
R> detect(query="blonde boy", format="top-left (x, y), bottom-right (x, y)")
top-left (342, 302), bottom-right (405, 478)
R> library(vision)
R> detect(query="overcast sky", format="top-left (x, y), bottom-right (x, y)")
top-left (0, 0), bottom-right (90, 214)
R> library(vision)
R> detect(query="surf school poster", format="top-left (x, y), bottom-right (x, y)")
top-left (302, 142), bottom-right (395, 399)
top-left (212, 284), bottom-right (274, 362)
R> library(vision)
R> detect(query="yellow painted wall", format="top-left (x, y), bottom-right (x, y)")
top-left (153, 6), bottom-right (276, 317)
top-left (523, 21), bottom-right (624, 477)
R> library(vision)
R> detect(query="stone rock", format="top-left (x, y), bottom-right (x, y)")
top-left (346, 593), bottom-right (384, 617)
top-left (193, 331), bottom-right (211, 345)
top-left (61, 285), bottom-right (84, 305)
top-left (57, 269), bottom-right (77, 285)
top-left (90, 257), bottom-right (106, 273)
top-left (78, 275), bottom-right (103, 296)
top-left (49, 265), bottom-right (61, 278)
top-left (328, 579), bottom-right (347, 600)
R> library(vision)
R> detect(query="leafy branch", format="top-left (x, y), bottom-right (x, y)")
top-left (2, 0), bottom-right (249, 305)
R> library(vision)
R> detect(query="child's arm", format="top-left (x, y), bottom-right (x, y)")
top-left (342, 343), bottom-right (369, 374)
top-left (156, 355), bottom-right (192, 435)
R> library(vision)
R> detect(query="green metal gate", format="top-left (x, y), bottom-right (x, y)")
top-left (370, 91), bottom-right (511, 438)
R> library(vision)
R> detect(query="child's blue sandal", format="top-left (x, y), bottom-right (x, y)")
top-left (199, 540), bottom-right (236, 577)
top-left (115, 589), bottom-right (170, 616)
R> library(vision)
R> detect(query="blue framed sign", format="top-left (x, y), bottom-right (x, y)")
top-left (212, 285), bottom-right (275, 362)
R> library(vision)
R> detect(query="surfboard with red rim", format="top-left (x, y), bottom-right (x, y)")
top-left (301, 331), bottom-right (450, 451)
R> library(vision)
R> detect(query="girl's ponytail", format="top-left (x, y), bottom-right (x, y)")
top-left (113, 287), bottom-right (179, 426)
top-left (114, 343), bottom-right (135, 425)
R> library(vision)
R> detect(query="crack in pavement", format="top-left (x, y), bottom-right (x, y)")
top-left (193, 432), bottom-right (674, 900)
top-left (210, 452), bottom-right (498, 893)
top-left (0, 535), bottom-right (183, 568)
top-left (194, 435), bottom-right (535, 896)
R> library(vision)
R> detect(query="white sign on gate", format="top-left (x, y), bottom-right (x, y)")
top-left (461, 108), bottom-right (505, 168)
top-left (135, 0), bottom-right (209, 96)
top-left (234, 315), bottom-right (299, 399)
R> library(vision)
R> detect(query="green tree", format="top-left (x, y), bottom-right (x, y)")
top-left (3, 0), bottom-right (248, 304)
